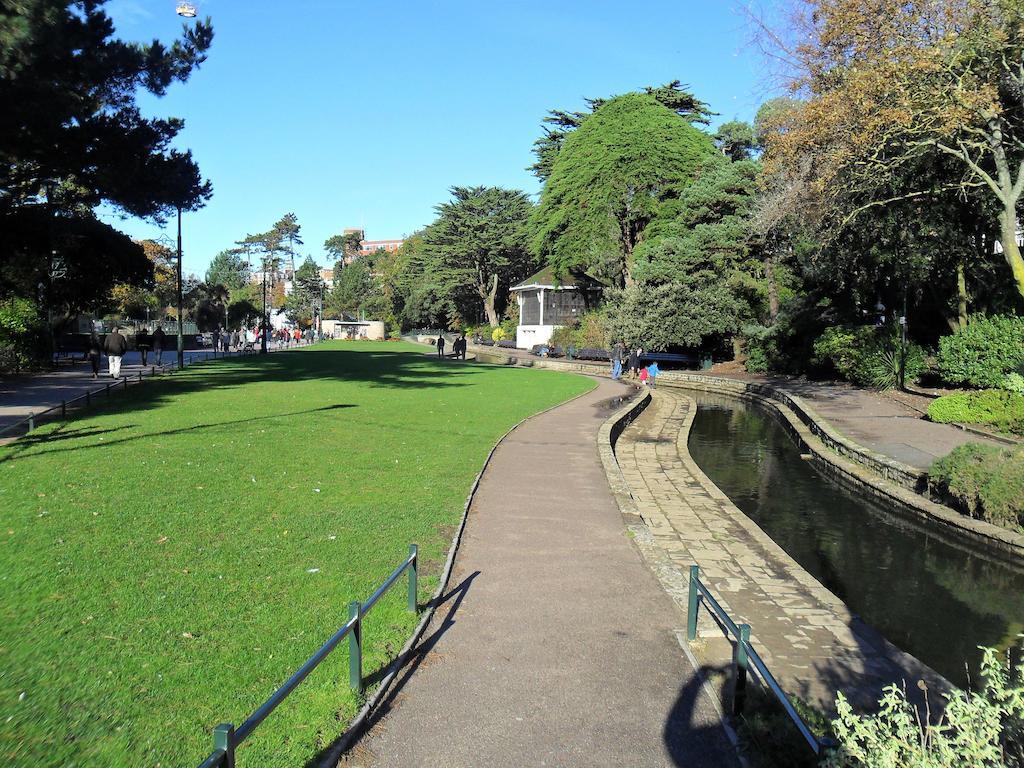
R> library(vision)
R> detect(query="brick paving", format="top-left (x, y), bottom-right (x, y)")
top-left (614, 389), bottom-right (945, 711)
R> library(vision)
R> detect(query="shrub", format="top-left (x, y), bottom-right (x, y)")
top-left (927, 390), bottom-right (1024, 436)
top-left (0, 297), bottom-right (44, 372)
top-left (741, 323), bottom-right (776, 374)
top-left (549, 324), bottom-right (576, 350)
top-left (929, 442), bottom-right (1024, 529)
top-left (937, 314), bottom-right (1024, 389)
top-left (548, 310), bottom-right (610, 352)
top-left (1003, 372), bottom-right (1024, 395)
top-left (812, 324), bottom-right (927, 389)
top-left (491, 326), bottom-right (505, 343)
top-left (824, 645), bottom-right (1024, 767)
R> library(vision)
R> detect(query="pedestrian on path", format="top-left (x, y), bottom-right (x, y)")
top-left (639, 366), bottom-right (649, 386)
top-left (86, 331), bottom-right (102, 379)
top-left (136, 327), bottom-right (151, 366)
top-left (212, 327), bottom-right (221, 353)
top-left (437, 334), bottom-right (446, 357)
top-left (103, 326), bottom-right (128, 378)
top-left (647, 361), bottom-right (660, 388)
top-left (231, 329), bottom-right (240, 350)
top-left (221, 328), bottom-right (231, 351)
top-left (152, 326), bottom-right (166, 365)
top-left (632, 346), bottom-right (645, 378)
top-left (626, 347), bottom-right (638, 379)
top-left (611, 342), bottom-right (623, 380)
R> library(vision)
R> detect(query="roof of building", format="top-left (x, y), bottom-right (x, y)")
top-left (510, 266), bottom-right (606, 291)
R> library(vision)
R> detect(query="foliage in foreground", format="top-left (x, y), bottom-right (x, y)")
top-left (812, 324), bottom-right (927, 389)
top-left (928, 442), bottom-right (1024, 530)
top-left (927, 391), bottom-right (1024, 437)
top-left (824, 647), bottom-right (1024, 767)
top-left (936, 315), bottom-right (1024, 390)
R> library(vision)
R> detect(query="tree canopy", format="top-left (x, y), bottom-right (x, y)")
top-left (531, 93), bottom-right (716, 287)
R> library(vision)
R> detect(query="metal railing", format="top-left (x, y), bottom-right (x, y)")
top-left (0, 338), bottom-right (322, 442)
top-left (196, 544), bottom-right (419, 768)
top-left (686, 565), bottom-right (828, 757)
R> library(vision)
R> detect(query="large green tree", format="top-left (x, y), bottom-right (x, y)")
top-left (205, 250), bottom-right (248, 293)
top-left (531, 93), bottom-right (716, 287)
top-left (423, 186), bottom-right (535, 327)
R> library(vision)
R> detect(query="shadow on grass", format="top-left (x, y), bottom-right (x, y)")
top-left (0, 345), bottom-right (487, 450)
top-left (0, 403), bottom-right (356, 465)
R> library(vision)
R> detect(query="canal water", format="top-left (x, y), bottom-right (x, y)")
top-left (686, 392), bottom-right (1024, 688)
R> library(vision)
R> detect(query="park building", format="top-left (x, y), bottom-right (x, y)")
top-left (509, 266), bottom-right (602, 350)
top-left (342, 228), bottom-right (405, 266)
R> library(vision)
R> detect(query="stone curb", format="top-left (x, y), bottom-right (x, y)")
top-left (319, 376), bottom-right (601, 765)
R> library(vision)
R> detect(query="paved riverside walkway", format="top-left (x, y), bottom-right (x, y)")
top-left (614, 388), bottom-right (944, 712)
top-left (349, 378), bottom-right (739, 768)
top-left (467, 345), bottom-right (1005, 472)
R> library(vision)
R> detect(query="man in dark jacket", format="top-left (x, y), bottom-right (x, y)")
top-left (152, 326), bottom-right (166, 365)
top-left (136, 327), bottom-right (151, 366)
top-left (436, 334), bottom-right (446, 357)
top-left (103, 326), bottom-right (128, 378)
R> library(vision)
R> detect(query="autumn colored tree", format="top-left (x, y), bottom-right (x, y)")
top-left (760, 0), bottom-right (1024, 302)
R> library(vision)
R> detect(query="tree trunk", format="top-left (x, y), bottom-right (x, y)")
top-left (955, 258), bottom-right (968, 330)
top-left (482, 273), bottom-right (500, 327)
top-left (999, 209), bottom-right (1024, 304)
top-left (765, 251), bottom-right (779, 323)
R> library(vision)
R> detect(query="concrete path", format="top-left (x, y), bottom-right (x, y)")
top-left (349, 378), bottom-right (739, 768)
top-left (615, 389), bottom-right (944, 712)
top-left (722, 374), bottom-right (1007, 470)
top-left (0, 343), bottom-right (308, 436)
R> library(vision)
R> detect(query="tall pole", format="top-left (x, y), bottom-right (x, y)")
top-left (176, 205), bottom-right (184, 369)
top-left (261, 265), bottom-right (268, 354)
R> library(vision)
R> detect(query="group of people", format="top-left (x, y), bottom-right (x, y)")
top-left (611, 343), bottom-right (659, 387)
top-left (86, 325), bottom-right (167, 379)
top-left (436, 333), bottom-right (468, 359)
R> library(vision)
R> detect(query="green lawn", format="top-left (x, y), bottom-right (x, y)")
top-left (0, 341), bottom-right (593, 767)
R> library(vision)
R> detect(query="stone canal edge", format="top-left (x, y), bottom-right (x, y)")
top-left (598, 386), bottom-right (951, 715)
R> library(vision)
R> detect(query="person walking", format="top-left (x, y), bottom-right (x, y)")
top-left (212, 326), bottom-right (221, 353)
top-left (221, 327), bottom-right (231, 352)
top-left (611, 342), bottom-right (623, 380)
top-left (639, 365), bottom-right (649, 387)
top-left (459, 333), bottom-right (468, 359)
top-left (152, 325), bottom-right (166, 365)
top-left (86, 331), bottom-right (102, 379)
top-left (136, 326), bottom-right (151, 367)
top-left (632, 346), bottom-right (645, 378)
top-left (231, 328), bottom-right (240, 351)
top-left (626, 346), bottom-right (638, 379)
top-left (103, 326), bottom-right (128, 379)
top-left (436, 333), bottom-right (446, 358)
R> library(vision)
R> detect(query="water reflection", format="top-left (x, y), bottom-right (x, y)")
top-left (687, 394), bottom-right (1024, 688)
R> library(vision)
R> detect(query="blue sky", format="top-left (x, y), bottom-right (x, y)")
top-left (101, 0), bottom-right (772, 276)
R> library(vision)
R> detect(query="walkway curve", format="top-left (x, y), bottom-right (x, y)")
top-left (345, 377), bottom-right (739, 768)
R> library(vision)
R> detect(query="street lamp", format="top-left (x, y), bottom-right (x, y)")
top-left (176, 205), bottom-right (184, 369)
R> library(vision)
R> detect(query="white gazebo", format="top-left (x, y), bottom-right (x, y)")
top-left (509, 267), bottom-right (600, 350)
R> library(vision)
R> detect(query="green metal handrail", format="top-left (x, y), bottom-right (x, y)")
top-left (686, 564), bottom-right (827, 757)
top-left (196, 544), bottom-right (419, 768)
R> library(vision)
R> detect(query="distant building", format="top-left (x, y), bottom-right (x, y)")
top-left (341, 228), bottom-right (405, 265)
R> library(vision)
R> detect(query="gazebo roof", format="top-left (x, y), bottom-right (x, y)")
top-left (511, 266), bottom-right (605, 291)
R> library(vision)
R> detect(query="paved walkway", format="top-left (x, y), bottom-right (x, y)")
top-left (723, 374), bottom-right (1008, 470)
top-left (0, 344), bottom-right (309, 435)
top-left (349, 379), bottom-right (739, 768)
top-left (615, 389), bottom-right (944, 712)
top-left (466, 345), bottom-right (1005, 472)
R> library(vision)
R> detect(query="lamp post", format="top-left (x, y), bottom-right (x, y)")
top-left (261, 259), bottom-right (268, 354)
top-left (176, 205), bottom-right (185, 369)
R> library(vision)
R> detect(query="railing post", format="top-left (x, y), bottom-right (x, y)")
top-left (86, 390), bottom-right (91, 406)
top-left (349, 600), bottom-right (363, 694)
top-left (124, 377), bottom-right (128, 391)
top-left (687, 565), bottom-right (700, 641)
top-left (408, 544), bottom-right (418, 613)
top-left (61, 400), bottom-right (66, 419)
top-left (732, 623), bottom-right (750, 716)
top-left (27, 412), bottom-right (34, 432)
top-left (105, 382), bottom-right (111, 397)
top-left (213, 722), bottom-right (236, 768)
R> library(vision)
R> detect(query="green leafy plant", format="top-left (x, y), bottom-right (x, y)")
top-left (929, 442), bottom-right (1024, 529)
top-left (812, 324), bottom-right (926, 388)
top-left (0, 297), bottom-right (44, 372)
top-left (491, 326), bottom-right (505, 342)
top-left (937, 314), bottom-right (1024, 389)
top-left (927, 390), bottom-right (1024, 437)
top-left (1002, 372), bottom-right (1024, 395)
top-left (824, 646), bottom-right (1024, 767)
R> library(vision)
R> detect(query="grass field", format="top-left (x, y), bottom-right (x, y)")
top-left (0, 341), bottom-right (593, 767)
